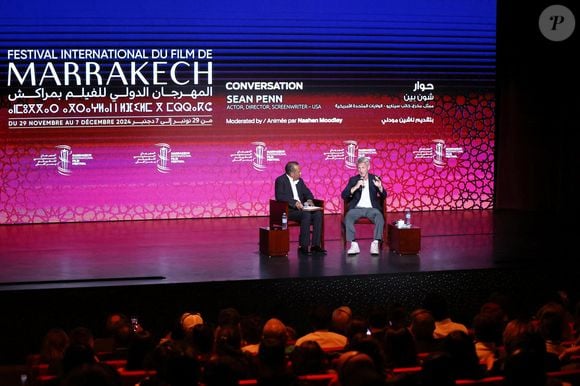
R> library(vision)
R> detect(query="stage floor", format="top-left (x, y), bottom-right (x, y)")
top-left (0, 209), bottom-right (567, 291)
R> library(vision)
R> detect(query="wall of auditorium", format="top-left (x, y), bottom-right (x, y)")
top-left (495, 0), bottom-right (577, 213)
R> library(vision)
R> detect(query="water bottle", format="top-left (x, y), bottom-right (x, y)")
top-left (404, 208), bottom-right (411, 226)
top-left (281, 212), bottom-right (288, 230)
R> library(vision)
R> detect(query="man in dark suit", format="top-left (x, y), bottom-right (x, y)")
top-left (341, 156), bottom-right (386, 255)
top-left (275, 161), bottom-right (325, 255)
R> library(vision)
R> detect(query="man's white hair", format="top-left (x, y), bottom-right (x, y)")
top-left (356, 156), bottom-right (370, 165)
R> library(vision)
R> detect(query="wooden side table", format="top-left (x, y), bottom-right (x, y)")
top-left (259, 227), bottom-right (289, 257)
top-left (387, 223), bottom-right (421, 255)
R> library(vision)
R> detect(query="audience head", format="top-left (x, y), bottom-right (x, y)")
top-left (215, 325), bottom-right (243, 356)
top-left (262, 318), bottom-right (288, 344)
top-left (61, 344), bottom-right (97, 376)
top-left (472, 312), bottom-right (502, 344)
top-left (504, 326), bottom-right (561, 373)
top-left (486, 292), bottom-right (512, 317)
top-left (104, 313), bottom-right (131, 348)
top-left (442, 330), bottom-right (483, 380)
top-left (346, 316), bottom-right (370, 346)
top-left (180, 312), bottom-right (204, 335)
top-left (257, 337), bottom-right (295, 386)
top-left (334, 350), bottom-right (385, 386)
top-left (190, 323), bottom-right (214, 357)
top-left (409, 308), bottom-right (435, 340)
top-left (347, 335), bottom-right (387, 374)
top-left (502, 318), bottom-right (536, 355)
top-left (387, 303), bottom-right (408, 330)
top-left (290, 340), bottom-right (328, 375)
top-left (478, 301), bottom-right (507, 344)
top-left (218, 307), bottom-right (241, 328)
top-left (240, 313), bottom-right (262, 346)
top-left (40, 328), bottom-right (69, 366)
top-left (105, 313), bottom-right (128, 335)
top-left (68, 327), bottom-right (94, 349)
top-left (382, 327), bottom-right (417, 368)
top-left (537, 302), bottom-right (568, 343)
top-left (285, 325), bottom-right (297, 343)
top-left (151, 340), bottom-right (201, 386)
top-left (544, 289), bottom-right (571, 310)
top-left (480, 301), bottom-right (507, 324)
top-left (332, 306), bottom-right (353, 335)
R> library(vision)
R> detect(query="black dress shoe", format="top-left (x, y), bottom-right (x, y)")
top-left (311, 246), bottom-right (327, 254)
top-left (298, 246), bottom-right (311, 255)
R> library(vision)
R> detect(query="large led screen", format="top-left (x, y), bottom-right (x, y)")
top-left (0, 0), bottom-right (496, 224)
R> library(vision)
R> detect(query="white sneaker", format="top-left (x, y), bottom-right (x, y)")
top-left (347, 241), bottom-right (360, 255)
top-left (370, 240), bottom-right (380, 255)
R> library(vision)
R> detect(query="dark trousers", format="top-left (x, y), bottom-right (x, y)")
top-left (288, 209), bottom-right (323, 248)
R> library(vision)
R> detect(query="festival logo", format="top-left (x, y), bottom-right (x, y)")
top-left (57, 145), bottom-right (72, 176)
top-left (413, 139), bottom-right (464, 168)
top-left (324, 140), bottom-right (377, 169)
top-left (156, 143), bottom-right (171, 173)
top-left (230, 141), bottom-right (287, 171)
top-left (252, 142), bottom-right (267, 172)
top-left (33, 145), bottom-right (93, 176)
top-left (133, 143), bottom-right (191, 173)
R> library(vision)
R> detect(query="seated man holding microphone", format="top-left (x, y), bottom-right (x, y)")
top-left (341, 156), bottom-right (386, 255)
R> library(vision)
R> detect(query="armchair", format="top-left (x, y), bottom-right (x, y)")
top-left (269, 199), bottom-right (325, 249)
top-left (341, 196), bottom-right (387, 248)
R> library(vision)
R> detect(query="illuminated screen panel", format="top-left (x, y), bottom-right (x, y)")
top-left (0, 0), bottom-right (495, 224)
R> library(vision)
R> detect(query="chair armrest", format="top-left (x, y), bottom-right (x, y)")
top-left (312, 199), bottom-right (324, 211)
top-left (343, 197), bottom-right (350, 214)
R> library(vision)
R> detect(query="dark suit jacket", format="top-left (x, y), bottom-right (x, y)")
top-left (341, 173), bottom-right (387, 211)
top-left (275, 174), bottom-right (315, 209)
